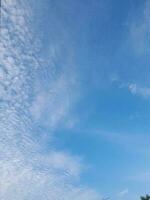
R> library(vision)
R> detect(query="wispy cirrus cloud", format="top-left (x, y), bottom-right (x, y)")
top-left (130, 0), bottom-right (150, 54)
top-left (112, 79), bottom-right (150, 99)
top-left (30, 72), bottom-right (77, 129)
top-left (0, 0), bottom-right (101, 199)
top-left (117, 189), bottom-right (129, 197)
top-left (128, 83), bottom-right (150, 98)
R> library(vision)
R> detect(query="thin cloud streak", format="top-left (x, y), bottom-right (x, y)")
top-left (128, 83), bottom-right (150, 98)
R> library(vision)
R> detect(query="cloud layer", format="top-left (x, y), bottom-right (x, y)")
top-left (0, 0), bottom-right (101, 199)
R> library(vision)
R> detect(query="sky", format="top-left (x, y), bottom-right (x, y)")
top-left (1, 0), bottom-right (150, 199)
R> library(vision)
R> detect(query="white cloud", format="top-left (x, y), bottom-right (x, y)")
top-left (38, 151), bottom-right (82, 177)
top-left (0, 0), bottom-right (101, 199)
top-left (128, 83), bottom-right (150, 98)
top-left (118, 82), bottom-right (150, 98)
top-left (30, 74), bottom-right (75, 128)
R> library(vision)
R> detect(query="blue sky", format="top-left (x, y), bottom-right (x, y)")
top-left (1, 0), bottom-right (150, 199)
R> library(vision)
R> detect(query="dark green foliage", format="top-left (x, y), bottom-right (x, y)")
top-left (141, 195), bottom-right (150, 200)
